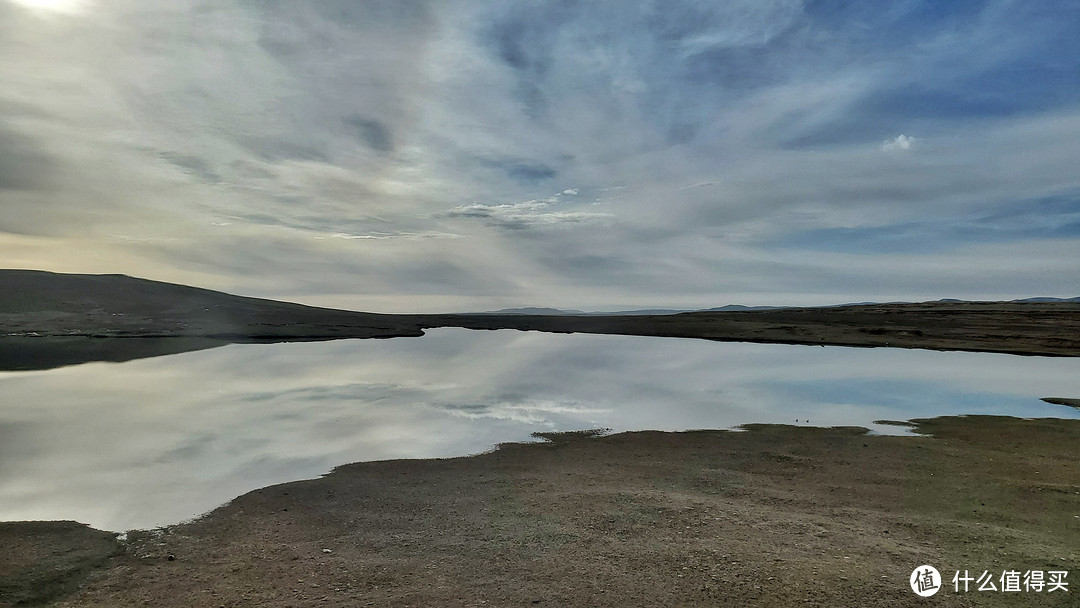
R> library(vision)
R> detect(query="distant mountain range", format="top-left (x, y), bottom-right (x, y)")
top-left (476, 297), bottom-right (1080, 316)
top-left (1012, 297), bottom-right (1080, 303)
top-left (473, 305), bottom-right (784, 316)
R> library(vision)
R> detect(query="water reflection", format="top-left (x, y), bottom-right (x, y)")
top-left (1, 329), bottom-right (1079, 531)
top-left (0, 336), bottom-right (230, 371)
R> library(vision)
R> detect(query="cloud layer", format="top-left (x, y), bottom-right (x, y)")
top-left (2, 0), bottom-right (1079, 310)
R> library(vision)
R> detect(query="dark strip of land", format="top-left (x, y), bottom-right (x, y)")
top-left (1041, 397), bottom-right (1080, 409)
top-left (415, 300), bottom-right (1080, 357)
top-left (3, 269), bottom-right (1079, 371)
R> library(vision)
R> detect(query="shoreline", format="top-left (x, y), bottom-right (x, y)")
top-left (4, 271), bottom-right (1080, 372)
top-left (4, 301), bottom-right (1080, 372)
top-left (4, 415), bottom-right (1078, 607)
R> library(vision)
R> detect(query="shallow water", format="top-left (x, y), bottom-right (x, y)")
top-left (2, 328), bottom-right (1079, 531)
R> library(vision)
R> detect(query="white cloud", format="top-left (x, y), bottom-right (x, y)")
top-left (675, 0), bottom-right (805, 57)
top-left (7, 0), bottom-right (89, 15)
top-left (444, 198), bottom-right (613, 229)
top-left (328, 231), bottom-right (463, 241)
top-left (1, 0), bottom-right (1079, 310)
top-left (881, 134), bottom-right (917, 152)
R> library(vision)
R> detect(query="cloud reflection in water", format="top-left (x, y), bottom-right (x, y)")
top-left (1, 328), bottom-right (1079, 531)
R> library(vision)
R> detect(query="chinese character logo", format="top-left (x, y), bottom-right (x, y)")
top-left (911, 565), bottom-right (942, 597)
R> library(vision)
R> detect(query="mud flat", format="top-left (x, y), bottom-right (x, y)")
top-left (4, 416), bottom-right (1078, 607)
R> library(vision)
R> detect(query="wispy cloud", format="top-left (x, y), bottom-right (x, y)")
top-left (2, 0), bottom-right (1079, 309)
top-left (327, 231), bottom-right (464, 241)
top-left (444, 189), bottom-right (612, 230)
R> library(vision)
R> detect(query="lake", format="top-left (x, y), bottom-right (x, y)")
top-left (2, 329), bottom-right (1079, 531)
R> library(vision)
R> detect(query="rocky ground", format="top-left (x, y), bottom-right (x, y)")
top-left (4, 415), bottom-right (1078, 607)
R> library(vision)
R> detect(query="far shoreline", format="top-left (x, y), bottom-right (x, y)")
top-left (3, 270), bottom-right (1080, 371)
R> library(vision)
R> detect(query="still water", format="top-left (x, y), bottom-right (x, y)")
top-left (2, 329), bottom-right (1079, 531)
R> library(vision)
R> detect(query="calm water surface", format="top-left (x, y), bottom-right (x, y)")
top-left (2, 329), bottom-right (1079, 531)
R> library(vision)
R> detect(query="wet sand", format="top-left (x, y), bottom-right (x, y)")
top-left (4, 416), bottom-right (1078, 607)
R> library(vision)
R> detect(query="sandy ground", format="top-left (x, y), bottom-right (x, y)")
top-left (4, 415), bottom-right (1078, 607)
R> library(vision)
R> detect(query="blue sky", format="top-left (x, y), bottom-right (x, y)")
top-left (2, 0), bottom-right (1079, 311)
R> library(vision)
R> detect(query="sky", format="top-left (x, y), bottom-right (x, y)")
top-left (2, 0), bottom-right (1079, 312)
